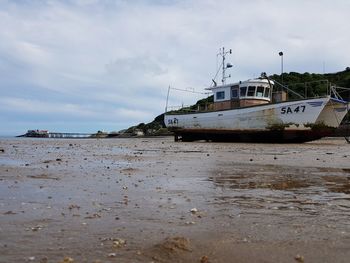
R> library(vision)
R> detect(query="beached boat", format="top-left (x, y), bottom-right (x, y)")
top-left (164, 48), bottom-right (350, 143)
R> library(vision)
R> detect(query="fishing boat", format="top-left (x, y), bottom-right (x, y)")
top-left (164, 48), bottom-right (350, 143)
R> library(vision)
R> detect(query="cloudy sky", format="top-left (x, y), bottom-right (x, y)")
top-left (0, 0), bottom-right (349, 135)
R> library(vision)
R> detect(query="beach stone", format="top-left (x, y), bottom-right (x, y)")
top-left (200, 255), bottom-right (209, 263)
top-left (112, 238), bottom-right (126, 248)
top-left (190, 208), bottom-right (198, 214)
top-left (295, 254), bottom-right (304, 262)
top-left (59, 257), bottom-right (74, 263)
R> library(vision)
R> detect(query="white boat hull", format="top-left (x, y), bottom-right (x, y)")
top-left (164, 97), bottom-right (349, 142)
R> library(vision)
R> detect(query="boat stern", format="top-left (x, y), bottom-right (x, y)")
top-left (316, 98), bottom-right (350, 128)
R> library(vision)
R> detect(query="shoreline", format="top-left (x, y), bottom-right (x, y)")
top-left (1, 137), bottom-right (350, 262)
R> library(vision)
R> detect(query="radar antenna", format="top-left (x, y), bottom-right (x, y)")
top-left (218, 47), bottom-right (233, 85)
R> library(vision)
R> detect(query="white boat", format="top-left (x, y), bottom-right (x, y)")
top-left (164, 48), bottom-right (350, 143)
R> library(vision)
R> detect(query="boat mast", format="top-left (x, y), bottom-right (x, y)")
top-left (165, 85), bottom-right (170, 113)
top-left (219, 47), bottom-right (233, 85)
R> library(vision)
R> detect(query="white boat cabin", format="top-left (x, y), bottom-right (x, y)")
top-left (207, 78), bottom-right (276, 111)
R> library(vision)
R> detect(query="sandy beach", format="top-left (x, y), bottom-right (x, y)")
top-left (1, 137), bottom-right (350, 263)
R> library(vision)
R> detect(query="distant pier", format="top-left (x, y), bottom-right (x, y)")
top-left (47, 132), bottom-right (93, 138)
top-left (17, 130), bottom-right (112, 138)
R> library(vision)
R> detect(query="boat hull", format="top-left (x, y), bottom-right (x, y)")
top-left (165, 97), bottom-right (349, 143)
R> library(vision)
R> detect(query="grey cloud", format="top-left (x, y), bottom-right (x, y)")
top-left (105, 56), bottom-right (167, 78)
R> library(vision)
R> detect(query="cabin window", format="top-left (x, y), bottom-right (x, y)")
top-left (264, 87), bottom-right (270, 98)
top-left (256, 86), bottom-right (264, 97)
top-left (216, 91), bottom-right (225, 100)
top-left (231, 87), bottom-right (239, 99)
top-left (247, 86), bottom-right (256, 96)
top-left (240, 86), bottom-right (247, 97)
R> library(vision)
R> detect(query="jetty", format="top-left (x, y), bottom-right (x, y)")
top-left (47, 132), bottom-right (93, 138)
top-left (17, 130), bottom-right (112, 138)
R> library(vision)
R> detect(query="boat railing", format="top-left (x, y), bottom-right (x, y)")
top-left (273, 79), bottom-right (350, 102)
top-left (165, 79), bottom-right (350, 115)
top-left (166, 105), bottom-right (207, 113)
top-left (330, 85), bottom-right (350, 102)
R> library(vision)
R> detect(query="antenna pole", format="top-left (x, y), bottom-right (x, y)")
top-left (222, 47), bottom-right (225, 85)
top-left (220, 47), bottom-right (232, 85)
top-left (165, 85), bottom-right (170, 113)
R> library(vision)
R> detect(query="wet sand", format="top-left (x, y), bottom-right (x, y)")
top-left (1, 137), bottom-right (350, 263)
